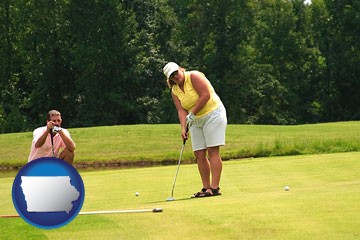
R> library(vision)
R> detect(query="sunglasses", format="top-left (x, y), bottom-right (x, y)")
top-left (169, 71), bottom-right (178, 81)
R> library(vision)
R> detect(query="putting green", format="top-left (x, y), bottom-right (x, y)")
top-left (0, 152), bottom-right (359, 239)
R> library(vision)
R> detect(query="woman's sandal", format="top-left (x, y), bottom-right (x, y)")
top-left (203, 187), bottom-right (222, 197)
top-left (191, 188), bottom-right (207, 198)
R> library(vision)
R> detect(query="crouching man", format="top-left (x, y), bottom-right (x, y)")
top-left (28, 110), bottom-right (75, 165)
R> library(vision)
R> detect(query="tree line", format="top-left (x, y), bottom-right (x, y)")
top-left (0, 0), bottom-right (359, 133)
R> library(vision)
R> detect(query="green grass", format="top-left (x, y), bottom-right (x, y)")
top-left (1, 122), bottom-right (360, 169)
top-left (0, 152), bottom-right (359, 239)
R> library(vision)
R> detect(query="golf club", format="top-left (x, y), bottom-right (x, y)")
top-left (79, 207), bottom-right (163, 215)
top-left (166, 125), bottom-right (189, 202)
top-left (0, 208), bottom-right (163, 218)
top-left (0, 214), bottom-right (20, 218)
top-left (50, 128), bottom-right (55, 157)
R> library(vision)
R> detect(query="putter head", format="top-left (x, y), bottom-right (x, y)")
top-left (152, 207), bottom-right (163, 212)
top-left (166, 197), bottom-right (175, 201)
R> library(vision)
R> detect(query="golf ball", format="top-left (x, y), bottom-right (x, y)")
top-left (284, 186), bottom-right (290, 191)
top-left (135, 192), bottom-right (139, 196)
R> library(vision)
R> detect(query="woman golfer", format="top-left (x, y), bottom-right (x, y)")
top-left (163, 62), bottom-right (227, 197)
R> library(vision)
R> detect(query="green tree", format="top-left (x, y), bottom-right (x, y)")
top-left (11, 0), bottom-right (75, 128)
top-left (123, 0), bottom-right (178, 123)
top-left (67, 0), bottom-right (140, 126)
top-left (0, 0), bottom-right (28, 132)
top-left (321, 0), bottom-right (360, 120)
top-left (240, 0), bottom-right (324, 124)
top-left (2, 0), bottom-right (359, 131)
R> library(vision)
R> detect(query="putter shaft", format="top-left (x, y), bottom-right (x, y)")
top-left (167, 125), bottom-right (189, 201)
top-left (170, 143), bottom-right (185, 198)
top-left (79, 207), bottom-right (163, 215)
top-left (0, 208), bottom-right (163, 218)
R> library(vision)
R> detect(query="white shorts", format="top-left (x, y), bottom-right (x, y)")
top-left (190, 104), bottom-right (227, 151)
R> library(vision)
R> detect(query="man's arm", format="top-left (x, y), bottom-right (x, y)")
top-left (58, 130), bottom-right (76, 152)
top-left (34, 127), bottom-right (50, 148)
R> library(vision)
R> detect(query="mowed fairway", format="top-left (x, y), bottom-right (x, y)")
top-left (1, 152), bottom-right (359, 239)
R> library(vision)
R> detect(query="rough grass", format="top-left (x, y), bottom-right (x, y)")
top-left (1, 122), bottom-right (360, 169)
top-left (0, 152), bottom-right (359, 239)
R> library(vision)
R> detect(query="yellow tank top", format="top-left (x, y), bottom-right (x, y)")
top-left (172, 71), bottom-right (221, 118)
